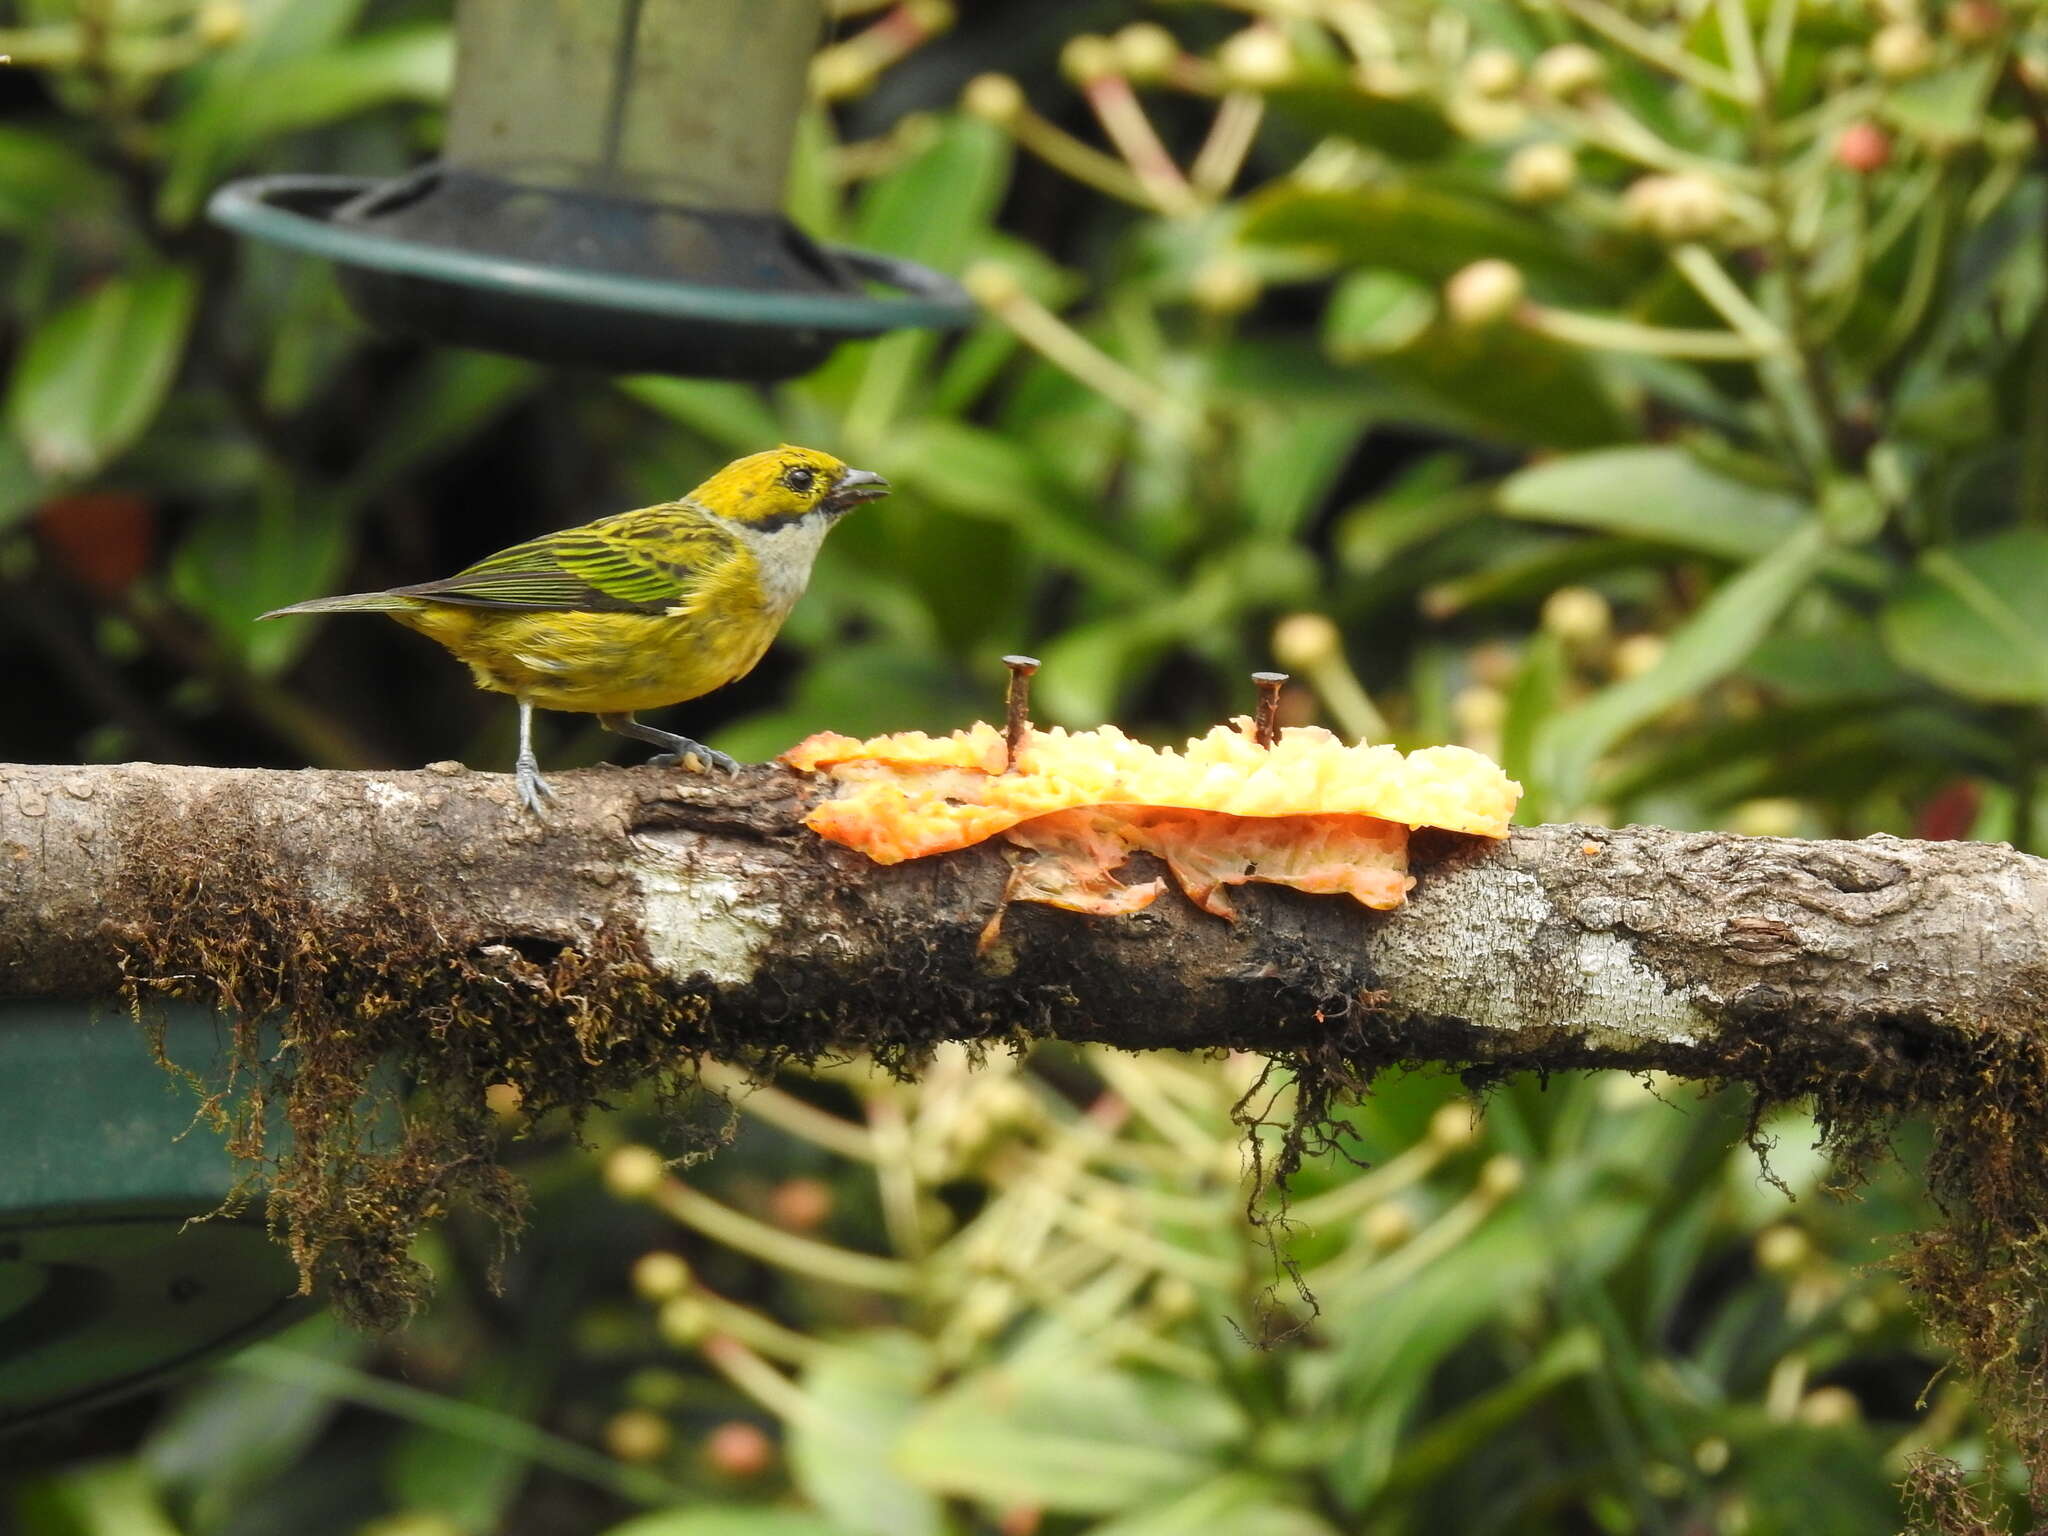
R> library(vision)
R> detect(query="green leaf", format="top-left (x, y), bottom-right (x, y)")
top-left (0, 127), bottom-right (114, 231)
top-left (812, 115), bottom-right (1012, 436)
top-left (1880, 52), bottom-right (2000, 147)
top-left (1333, 453), bottom-right (1489, 575)
top-left (1236, 412), bottom-right (1367, 538)
top-left (161, 25), bottom-right (452, 224)
top-left (1087, 1472), bottom-right (1339, 1536)
top-left (1880, 529), bottom-right (2048, 704)
top-left (8, 266), bottom-right (199, 478)
top-left (604, 1511), bottom-right (854, 1536)
top-left (1323, 269), bottom-right (1437, 361)
top-left (1261, 71), bottom-right (1456, 160)
top-left (1376, 1329), bottom-right (1601, 1500)
top-left (7, 1460), bottom-right (183, 1536)
top-left (142, 1316), bottom-right (358, 1530)
top-left (852, 115), bottom-right (1009, 274)
top-left (171, 477), bottom-right (354, 675)
top-left (1241, 183), bottom-right (1591, 290)
top-left (384, 1351), bottom-right (546, 1531)
top-left (888, 419), bottom-right (1160, 600)
top-left (1498, 446), bottom-right (1806, 561)
top-left (896, 1366), bottom-right (1222, 1515)
top-left (1381, 322), bottom-right (1632, 450)
top-left (1534, 522), bottom-right (1832, 802)
top-left (787, 1336), bottom-right (942, 1536)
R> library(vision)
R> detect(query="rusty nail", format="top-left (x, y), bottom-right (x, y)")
top-left (1251, 671), bottom-right (1288, 748)
top-left (1003, 655), bottom-right (1040, 770)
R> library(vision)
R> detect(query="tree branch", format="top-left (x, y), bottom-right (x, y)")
top-left (2, 759), bottom-right (2040, 1095)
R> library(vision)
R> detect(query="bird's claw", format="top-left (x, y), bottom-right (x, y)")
top-left (515, 757), bottom-right (558, 816)
top-left (650, 743), bottom-right (739, 775)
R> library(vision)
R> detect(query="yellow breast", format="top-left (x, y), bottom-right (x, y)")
top-left (395, 556), bottom-right (780, 715)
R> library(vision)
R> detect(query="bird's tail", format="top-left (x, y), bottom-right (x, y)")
top-left (259, 591), bottom-right (426, 619)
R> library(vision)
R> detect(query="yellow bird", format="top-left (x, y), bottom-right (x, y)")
top-left (263, 445), bottom-right (889, 813)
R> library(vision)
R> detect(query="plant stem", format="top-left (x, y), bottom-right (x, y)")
top-left (229, 1345), bottom-right (691, 1506)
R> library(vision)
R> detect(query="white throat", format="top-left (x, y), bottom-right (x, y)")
top-left (736, 513), bottom-right (835, 618)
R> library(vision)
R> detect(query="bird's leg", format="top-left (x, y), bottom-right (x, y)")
top-left (514, 698), bottom-right (558, 815)
top-left (598, 713), bottom-right (739, 775)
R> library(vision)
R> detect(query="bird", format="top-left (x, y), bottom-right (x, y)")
top-left (262, 445), bottom-right (890, 814)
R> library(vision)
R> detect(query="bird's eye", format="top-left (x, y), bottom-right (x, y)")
top-left (783, 466), bottom-right (816, 494)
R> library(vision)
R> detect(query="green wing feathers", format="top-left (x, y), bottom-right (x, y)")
top-left (261, 502), bottom-right (740, 619)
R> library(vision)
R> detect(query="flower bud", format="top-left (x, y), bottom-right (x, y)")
top-left (1797, 1386), bottom-right (1861, 1427)
top-left (704, 1420), bottom-right (775, 1478)
top-left (768, 1176), bottom-right (833, 1231)
top-left (1443, 258), bottom-right (1526, 327)
top-left (605, 1408), bottom-right (672, 1464)
top-left (656, 1295), bottom-right (711, 1347)
top-left (1505, 141), bottom-right (1577, 203)
top-left (961, 73), bottom-right (1025, 126)
top-left (195, 0), bottom-right (246, 46)
top-left (1272, 613), bottom-right (1342, 671)
top-left (631, 1250), bottom-right (692, 1301)
top-left (1463, 47), bottom-right (1523, 98)
top-left (1190, 256), bottom-right (1262, 316)
top-left (810, 48), bottom-right (876, 101)
top-left (1452, 683), bottom-right (1508, 742)
top-left (1148, 1275), bottom-right (1200, 1320)
top-left (1730, 798), bottom-right (1804, 838)
top-left (1622, 173), bottom-right (1727, 242)
top-left (1061, 34), bottom-right (1120, 86)
top-left (604, 1144), bottom-right (667, 1201)
top-left (1478, 1154), bottom-right (1524, 1200)
top-left (1754, 1222), bottom-right (1810, 1274)
top-left (1834, 120), bottom-right (1891, 172)
top-left (1612, 633), bottom-right (1665, 679)
top-left (1360, 1202), bottom-right (1417, 1249)
top-left (1530, 42), bottom-right (1605, 101)
top-left (963, 259), bottom-right (1024, 308)
top-left (1218, 27), bottom-right (1296, 89)
top-left (1357, 60), bottom-right (1418, 99)
top-left (1428, 1099), bottom-right (1479, 1150)
top-left (1115, 22), bottom-right (1180, 81)
top-left (1542, 585), bottom-right (1612, 647)
top-left (1870, 21), bottom-right (1935, 77)
top-left (957, 1278), bottom-right (1015, 1339)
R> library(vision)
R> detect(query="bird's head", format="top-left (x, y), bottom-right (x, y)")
top-left (691, 445), bottom-right (890, 531)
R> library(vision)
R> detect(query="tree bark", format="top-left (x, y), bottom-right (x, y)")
top-left (2, 758), bottom-right (2042, 1092)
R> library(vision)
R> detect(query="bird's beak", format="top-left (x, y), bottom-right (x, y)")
top-left (824, 466), bottom-right (890, 513)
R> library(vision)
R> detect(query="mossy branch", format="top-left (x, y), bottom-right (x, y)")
top-left (6, 757), bottom-right (2048, 1503)
top-left (4, 759), bottom-right (2043, 1063)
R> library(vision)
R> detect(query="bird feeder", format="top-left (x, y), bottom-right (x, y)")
top-left (207, 0), bottom-right (971, 378)
top-left (0, 1005), bottom-right (311, 1431)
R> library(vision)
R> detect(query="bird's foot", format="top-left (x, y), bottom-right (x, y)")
top-left (649, 740), bottom-right (739, 775)
top-left (515, 755), bottom-right (559, 816)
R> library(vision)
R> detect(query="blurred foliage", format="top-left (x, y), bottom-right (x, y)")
top-left (3, 0), bottom-right (2047, 1528)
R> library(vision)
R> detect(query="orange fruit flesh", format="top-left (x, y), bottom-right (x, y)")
top-left (782, 719), bottom-right (1520, 919)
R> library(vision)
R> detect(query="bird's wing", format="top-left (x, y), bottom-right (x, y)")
top-left (397, 505), bottom-right (740, 613)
